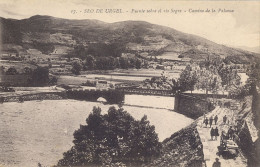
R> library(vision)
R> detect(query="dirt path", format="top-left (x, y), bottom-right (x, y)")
top-left (196, 106), bottom-right (247, 167)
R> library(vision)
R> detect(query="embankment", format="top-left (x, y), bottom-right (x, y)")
top-left (0, 92), bottom-right (66, 102)
top-left (148, 93), bottom-right (215, 166)
top-left (149, 122), bottom-right (204, 167)
top-left (0, 89), bottom-right (125, 104)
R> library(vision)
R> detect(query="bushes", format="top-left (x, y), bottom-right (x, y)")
top-left (57, 106), bottom-right (161, 166)
top-left (71, 60), bottom-right (82, 75)
top-left (28, 67), bottom-right (49, 86)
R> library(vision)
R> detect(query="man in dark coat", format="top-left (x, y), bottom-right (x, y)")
top-left (209, 116), bottom-right (214, 127)
top-left (204, 117), bottom-right (209, 127)
top-left (212, 158), bottom-right (221, 167)
top-left (214, 127), bottom-right (219, 140)
top-left (210, 127), bottom-right (214, 140)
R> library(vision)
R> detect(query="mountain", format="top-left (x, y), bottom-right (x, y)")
top-left (236, 46), bottom-right (260, 54)
top-left (0, 15), bottom-right (259, 63)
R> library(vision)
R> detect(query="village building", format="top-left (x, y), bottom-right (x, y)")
top-left (96, 80), bottom-right (110, 90)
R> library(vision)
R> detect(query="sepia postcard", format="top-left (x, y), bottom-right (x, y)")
top-left (0, 0), bottom-right (259, 167)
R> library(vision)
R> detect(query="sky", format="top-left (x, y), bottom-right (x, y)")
top-left (0, 0), bottom-right (259, 50)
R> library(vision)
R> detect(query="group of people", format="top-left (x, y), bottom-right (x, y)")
top-left (203, 115), bottom-right (218, 127)
top-left (204, 114), bottom-right (237, 143)
top-left (203, 114), bottom-right (230, 128)
top-left (221, 126), bottom-right (237, 142)
top-left (210, 127), bottom-right (219, 140)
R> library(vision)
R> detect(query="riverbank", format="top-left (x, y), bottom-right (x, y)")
top-left (0, 98), bottom-right (192, 167)
top-left (0, 92), bottom-right (65, 103)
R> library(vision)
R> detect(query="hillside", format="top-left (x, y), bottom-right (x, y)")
top-left (0, 15), bottom-right (259, 63)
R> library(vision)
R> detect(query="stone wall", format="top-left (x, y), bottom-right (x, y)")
top-left (174, 93), bottom-right (215, 119)
top-left (148, 123), bottom-right (204, 167)
top-left (0, 92), bottom-right (66, 103)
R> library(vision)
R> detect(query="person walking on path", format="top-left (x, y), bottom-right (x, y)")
top-left (212, 158), bottom-right (221, 167)
top-left (223, 115), bottom-right (227, 125)
top-left (215, 127), bottom-right (219, 140)
top-left (214, 115), bottom-right (218, 125)
top-left (209, 116), bottom-right (213, 127)
top-left (204, 117), bottom-right (209, 127)
top-left (210, 127), bottom-right (214, 140)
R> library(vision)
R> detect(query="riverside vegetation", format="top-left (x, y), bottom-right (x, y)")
top-left (57, 106), bottom-right (161, 167)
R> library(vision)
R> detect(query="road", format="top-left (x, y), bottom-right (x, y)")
top-left (196, 106), bottom-right (247, 167)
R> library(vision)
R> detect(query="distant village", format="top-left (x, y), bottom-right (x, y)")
top-left (0, 49), bottom-right (248, 91)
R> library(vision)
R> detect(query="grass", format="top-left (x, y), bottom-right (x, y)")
top-left (57, 69), bottom-right (180, 86)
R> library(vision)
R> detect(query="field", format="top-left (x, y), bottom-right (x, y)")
top-left (0, 95), bottom-right (193, 167)
top-left (57, 69), bottom-right (181, 85)
top-left (157, 52), bottom-right (180, 60)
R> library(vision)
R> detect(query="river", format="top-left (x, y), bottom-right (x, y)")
top-left (0, 95), bottom-right (193, 167)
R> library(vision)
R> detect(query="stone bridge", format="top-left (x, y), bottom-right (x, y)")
top-left (116, 87), bottom-right (175, 97)
top-left (66, 89), bottom-right (125, 104)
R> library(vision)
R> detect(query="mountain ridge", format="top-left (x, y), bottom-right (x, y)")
top-left (0, 15), bottom-right (259, 63)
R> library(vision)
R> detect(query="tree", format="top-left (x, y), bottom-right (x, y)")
top-left (84, 55), bottom-right (95, 70)
top-left (71, 45), bottom-right (88, 60)
top-left (154, 56), bottom-right (158, 62)
top-left (58, 106), bottom-right (161, 166)
top-left (195, 69), bottom-right (210, 94)
top-left (217, 65), bottom-right (241, 92)
top-left (28, 67), bottom-right (49, 86)
top-left (23, 67), bottom-right (32, 74)
top-left (71, 60), bottom-right (82, 75)
top-left (178, 65), bottom-right (197, 93)
top-left (49, 76), bottom-right (58, 85)
top-left (6, 67), bottom-right (18, 75)
top-left (135, 59), bottom-right (142, 69)
top-left (159, 58), bottom-right (163, 65)
top-left (119, 57), bottom-right (129, 69)
top-left (48, 63), bottom-right (52, 68)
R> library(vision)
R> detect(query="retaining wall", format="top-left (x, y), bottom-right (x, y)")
top-left (174, 93), bottom-right (215, 119)
top-left (0, 92), bottom-right (66, 103)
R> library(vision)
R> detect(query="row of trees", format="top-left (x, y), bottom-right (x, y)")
top-left (57, 106), bottom-right (161, 166)
top-left (229, 62), bottom-right (260, 98)
top-left (1, 66), bottom-right (33, 75)
top-left (177, 63), bottom-right (242, 95)
top-left (0, 66), bottom-right (55, 86)
top-left (71, 55), bottom-right (143, 75)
